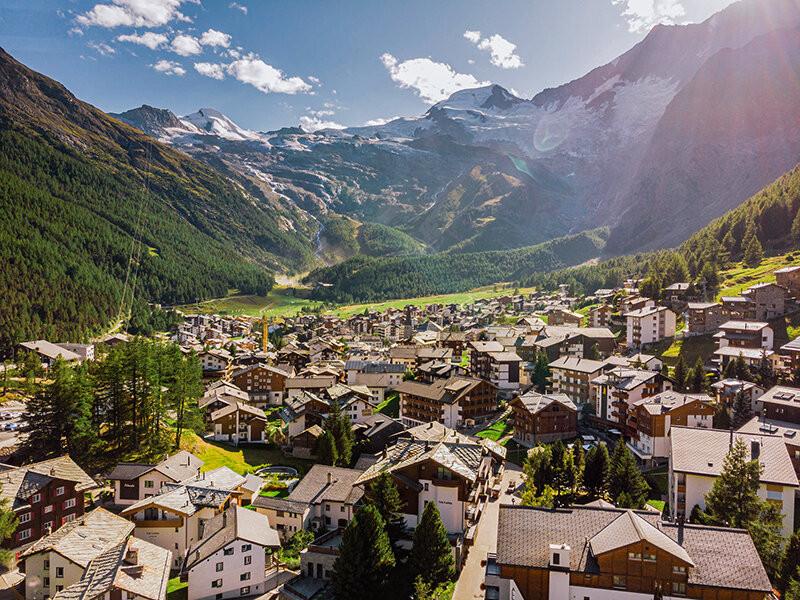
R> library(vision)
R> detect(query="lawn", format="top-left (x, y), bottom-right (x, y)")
top-left (476, 419), bottom-right (512, 442)
top-left (716, 253), bottom-right (799, 299)
top-left (376, 391), bottom-right (399, 418)
top-left (180, 431), bottom-right (313, 476)
top-left (647, 499), bottom-right (666, 512)
top-left (259, 488), bottom-right (290, 498)
top-left (655, 334), bottom-right (717, 367)
top-left (167, 577), bottom-right (187, 600)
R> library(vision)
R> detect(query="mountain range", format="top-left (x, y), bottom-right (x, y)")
top-left (112, 0), bottom-right (800, 258)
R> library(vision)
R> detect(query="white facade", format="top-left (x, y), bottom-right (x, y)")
top-left (114, 470), bottom-right (178, 507)
top-left (24, 551), bottom-right (84, 600)
top-left (130, 508), bottom-right (218, 569)
top-left (625, 307), bottom-right (676, 348)
top-left (187, 540), bottom-right (267, 600)
top-left (405, 481), bottom-right (463, 534)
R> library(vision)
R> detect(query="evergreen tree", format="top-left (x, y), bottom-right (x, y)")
top-left (690, 357), bottom-right (705, 392)
top-left (673, 355), bottom-right (688, 391)
top-left (532, 352), bottom-right (551, 393)
top-left (742, 221), bottom-right (764, 267)
top-left (522, 444), bottom-right (553, 502)
top-left (316, 430), bottom-right (338, 466)
top-left (747, 501), bottom-right (785, 581)
top-left (583, 443), bottom-right (610, 500)
top-left (365, 472), bottom-right (405, 544)
top-left (0, 490), bottom-right (18, 564)
top-left (732, 390), bottom-right (752, 429)
top-left (409, 501), bottom-right (455, 588)
top-left (735, 354), bottom-right (752, 381)
top-left (704, 439), bottom-right (763, 528)
top-left (712, 404), bottom-right (731, 430)
top-left (167, 352), bottom-right (203, 448)
top-left (723, 358), bottom-right (738, 379)
top-left (607, 440), bottom-right (649, 508)
top-left (325, 401), bottom-right (354, 466)
top-left (572, 442), bottom-right (585, 490)
top-left (792, 209), bottom-right (800, 245)
top-left (780, 531), bottom-right (800, 593)
top-left (550, 440), bottom-right (577, 505)
top-left (332, 505), bottom-right (395, 600)
top-left (788, 574), bottom-right (800, 600)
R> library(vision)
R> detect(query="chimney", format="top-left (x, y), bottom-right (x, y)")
top-left (428, 422), bottom-right (434, 429)
top-left (125, 547), bottom-right (139, 566)
top-left (677, 515), bottom-right (685, 546)
top-left (327, 472), bottom-right (332, 485)
top-left (751, 440), bottom-right (761, 460)
top-left (50, 468), bottom-right (56, 476)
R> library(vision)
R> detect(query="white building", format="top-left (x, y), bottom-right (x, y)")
top-left (183, 506), bottom-right (279, 600)
top-left (107, 451), bottom-right (203, 507)
top-left (624, 306), bottom-right (676, 348)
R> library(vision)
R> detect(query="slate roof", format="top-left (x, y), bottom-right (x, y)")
top-left (589, 510), bottom-right (693, 565)
top-left (344, 360), bottom-right (405, 374)
top-left (670, 426), bottom-right (798, 487)
top-left (0, 456), bottom-right (96, 510)
top-left (514, 391), bottom-right (576, 415)
top-left (287, 465), bottom-right (364, 506)
top-left (21, 508), bottom-right (134, 567)
top-left (19, 340), bottom-right (81, 362)
top-left (394, 376), bottom-right (487, 405)
top-left (496, 505), bottom-right (771, 592)
top-left (183, 505), bottom-right (279, 571)
top-left (107, 451), bottom-right (202, 483)
top-left (632, 391), bottom-right (711, 415)
top-left (758, 385), bottom-right (800, 408)
top-left (548, 356), bottom-right (605, 374)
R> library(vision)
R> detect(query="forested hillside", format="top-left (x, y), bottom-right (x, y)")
top-left (305, 229), bottom-right (608, 303)
top-left (523, 163), bottom-right (800, 294)
top-left (0, 48), bottom-right (314, 352)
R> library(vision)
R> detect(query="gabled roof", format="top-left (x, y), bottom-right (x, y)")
top-left (513, 392), bottom-right (576, 415)
top-left (394, 376), bottom-right (488, 405)
top-left (589, 510), bottom-right (693, 565)
top-left (21, 508), bottom-right (134, 567)
top-left (19, 340), bottom-right (81, 361)
top-left (183, 506), bottom-right (279, 571)
top-left (548, 356), bottom-right (605, 374)
top-left (107, 451), bottom-right (202, 483)
top-left (287, 465), bottom-right (364, 506)
top-left (0, 456), bottom-right (96, 510)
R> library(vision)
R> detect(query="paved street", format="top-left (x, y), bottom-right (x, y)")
top-left (453, 462), bottom-right (524, 600)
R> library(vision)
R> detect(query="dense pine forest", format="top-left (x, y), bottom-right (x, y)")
top-left (304, 229), bottom-right (609, 303)
top-left (0, 48), bottom-right (316, 352)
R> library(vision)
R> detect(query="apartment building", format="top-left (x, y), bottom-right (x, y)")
top-left (590, 368), bottom-right (673, 430)
top-left (230, 363), bottom-right (290, 406)
top-left (396, 376), bottom-right (496, 428)
top-left (107, 451), bottom-right (203, 507)
top-left (742, 282), bottom-right (789, 320)
top-left (713, 321), bottom-right (774, 369)
top-left (624, 306), bottom-right (676, 348)
top-left (686, 302), bottom-right (723, 335)
top-left (510, 392), bottom-right (577, 447)
top-left (548, 356), bottom-right (605, 407)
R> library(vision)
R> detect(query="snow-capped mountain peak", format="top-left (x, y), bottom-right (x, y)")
top-left (431, 84), bottom-right (524, 113)
top-left (180, 108), bottom-right (262, 142)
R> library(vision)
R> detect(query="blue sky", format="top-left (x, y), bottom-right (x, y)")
top-left (0, 0), bottom-right (738, 131)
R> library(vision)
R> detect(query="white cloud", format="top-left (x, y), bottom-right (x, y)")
top-left (364, 116), bottom-right (399, 126)
top-left (463, 30), bottom-right (481, 44)
top-left (199, 29), bottom-right (231, 48)
top-left (464, 30), bottom-right (523, 69)
top-left (194, 62), bottom-right (226, 80)
top-left (612, 0), bottom-right (686, 33)
top-left (226, 57), bottom-right (312, 94)
top-left (77, 0), bottom-right (190, 28)
top-left (229, 2), bottom-right (248, 14)
top-left (171, 34), bottom-right (202, 56)
top-left (380, 53), bottom-right (489, 104)
top-left (116, 31), bottom-right (168, 49)
top-left (308, 75), bottom-right (321, 85)
top-left (299, 115), bottom-right (345, 132)
top-left (151, 59), bottom-right (186, 76)
top-left (88, 41), bottom-right (116, 55)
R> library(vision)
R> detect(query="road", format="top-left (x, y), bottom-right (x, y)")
top-left (453, 462), bottom-right (523, 600)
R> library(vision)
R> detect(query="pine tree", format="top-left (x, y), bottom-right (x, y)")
top-left (550, 440), bottom-right (576, 505)
top-left (522, 444), bottom-right (553, 501)
top-left (332, 505), bottom-right (395, 600)
top-left (409, 501), bottom-right (455, 588)
top-left (0, 490), bottom-right (18, 564)
top-left (168, 352), bottom-right (203, 448)
top-left (690, 357), bottom-right (705, 392)
top-left (792, 209), bottom-right (800, 245)
top-left (732, 390), bottom-right (752, 428)
top-left (572, 442), bottom-right (585, 490)
top-left (742, 221), bottom-right (765, 267)
top-left (316, 430), bottom-right (338, 466)
top-left (673, 355), bottom-right (688, 391)
top-left (780, 531), bottom-right (800, 593)
top-left (532, 352), bottom-right (551, 393)
top-left (365, 472), bottom-right (405, 544)
top-left (704, 439), bottom-right (763, 528)
top-left (723, 358), bottom-right (737, 379)
top-left (735, 354), bottom-right (752, 381)
top-left (583, 443), bottom-right (610, 500)
top-left (325, 401), bottom-right (354, 466)
top-left (607, 440), bottom-right (649, 508)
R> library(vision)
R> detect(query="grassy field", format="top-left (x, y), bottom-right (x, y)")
top-left (167, 577), bottom-right (188, 600)
top-left (376, 391), bottom-right (400, 418)
top-left (716, 253), bottom-right (799, 299)
top-left (476, 419), bottom-right (512, 442)
top-left (179, 284), bottom-right (534, 320)
top-left (180, 431), bottom-right (313, 475)
top-left (654, 334), bottom-right (717, 367)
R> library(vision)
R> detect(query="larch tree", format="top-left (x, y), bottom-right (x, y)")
top-left (409, 501), bottom-right (455, 588)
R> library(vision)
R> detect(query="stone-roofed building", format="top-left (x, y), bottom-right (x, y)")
top-left (548, 356), bottom-right (606, 407)
top-left (510, 391), bottom-right (577, 446)
top-left (230, 363), bottom-right (290, 406)
top-left (686, 302), bottom-right (724, 335)
top-left (0, 455), bottom-right (97, 549)
top-left (17, 341), bottom-right (82, 367)
top-left (486, 505), bottom-right (771, 600)
top-left (344, 360), bottom-right (405, 402)
top-left (182, 505), bottom-right (279, 600)
top-left (590, 368), bottom-right (673, 430)
top-left (252, 465), bottom-right (364, 538)
top-left (624, 306), bottom-right (676, 348)
top-left (208, 401), bottom-right (268, 446)
top-left (396, 376), bottom-right (496, 429)
top-left (669, 426), bottom-right (798, 535)
top-left (107, 451), bottom-right (203, 507)
top-left (355, 422), bottom-right (505, 537)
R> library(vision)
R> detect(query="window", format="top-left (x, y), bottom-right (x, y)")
top-left (18, 529), bottom-right (31, 541)
top-left (224, 548), bottom-right (234, 556)
top-left (244, 556), bottom-right (252, 566)
top-left (673, 565), bottom-right (686, 574)
top-left (43, 505), bottom-right (53, 514)
top-left (216, 562), bottom-right (224, 572)
top-left (55, 586), bottom-right (63, 592)
top-left (627, 552), bottom-right (641, 560)
top-left (325, 504), bottom-right (330, 512)
top-left (423, 483), bottom-right (429, 491)
top-left (44, 560), bottom-right (50, 570)
top-left (55, 567), bottom-right (64, 578)
top-left (19, 512), bottom-right (30, 523)
top-left (127, 593), bottom-right (135, 599)
top-left (43, 578), bottom-right (50, 587)
top-left (216, 595), bottom-right (222, 600)
top-left (552, 553), bottom-right (560, 566)
top-left (612, 575), bottom-right (626, 589)
top-left (672, 581), bottom-right (687, 596)
top-left (240, 572), bottom-right (250, 581)
top-left (31, 493), bottom-right (41, 503)
top-left (241, 544), bottom-right (251, 552)
top-left (144, 480), bottom-right (154, 489)
top-left (240, 587), bottom-right (250, 596)
top-left (61, 514), bottom-right (75, 525)
top-left (436, 466), bottom-right (452, 480)
top-left (63, 498), bottom-right (76, 510)
top-left (212, 580), bottom-right (223, 588)
top-left (767, 489), bottom-right (783, 501)
top-left (55, 486), bottom-right (65, 496)
top-left (643, 552), bottom-right (656, 562)
top-left (43, 521), bottom-right (54, 533)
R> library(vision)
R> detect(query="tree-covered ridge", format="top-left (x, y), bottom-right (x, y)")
top-left (0, 48), bottom-right (318, 351)
top-left (521, 162), bottom-right (800, 295)
top-left (356, 222), bottom-right (425, 257)
top-left (304, 229), bottom-right (608, 303)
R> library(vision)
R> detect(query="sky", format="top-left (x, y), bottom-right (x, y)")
top-left (0, 0), bottom-right (739, 132)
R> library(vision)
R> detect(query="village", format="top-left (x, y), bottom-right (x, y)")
top-left (2, 260), bottom-right (800, 600)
